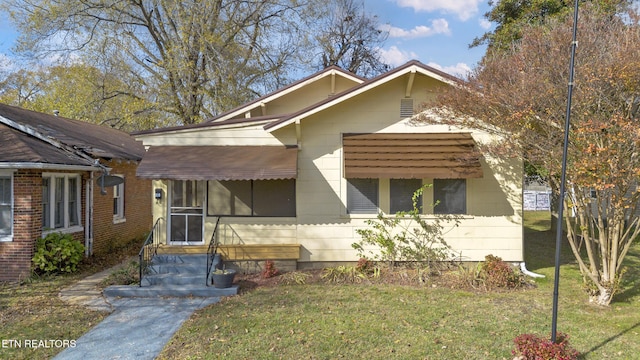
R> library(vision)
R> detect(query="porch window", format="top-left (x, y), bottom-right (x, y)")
top-left (42, 174), bottom-right (82, 231)
top-left (433, 179), bottom-right (466, 214)
top-left (390, 179), bottom-right (422, 213)
top-left (207, 179), bottom-right (296, 217)
top-left (113, 176), bottom-right (125, 222)
top-left (347, 178), bottom-right (378, 214)
top-left (0, 173), bottom-right (12, 241)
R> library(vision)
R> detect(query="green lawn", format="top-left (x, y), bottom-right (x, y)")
top-left (159, 211), bottom-right (640, 359)
top-left (1, 214), bottom-right (638, 359)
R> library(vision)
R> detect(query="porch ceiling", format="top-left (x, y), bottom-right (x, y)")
top-left (343, 133), bottom-right (483, 179)
top-left (136, 145), bottom-right (298, 180)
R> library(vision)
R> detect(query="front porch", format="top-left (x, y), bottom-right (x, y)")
top-left (156, 243), bottom-right (301, 273)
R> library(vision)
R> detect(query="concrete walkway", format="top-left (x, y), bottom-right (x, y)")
top-left (55, 260), bottom-right (220, 360)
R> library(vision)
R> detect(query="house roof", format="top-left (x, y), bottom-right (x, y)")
top-left (0, 122), bottom-right (94, 167)
top-left (132, 114), bottom-right (284, 136)
top-left (264, 60), bottom-right (462, 132)
top-left (343, 133), bottom-right (483, 179)
top-left (0, 103), bottom-right (145, 164)
top-left (136, 145), bottom-right (298, 180)
top-left (205, 65), bottom-right (365, 123)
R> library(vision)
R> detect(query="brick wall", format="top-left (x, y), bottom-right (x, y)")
top-left (0, 169), bottom-right (42, 281)
top-left (0, 162), bottom-right (151, 282)
top-left (91, 160), bottom-right (152, 255)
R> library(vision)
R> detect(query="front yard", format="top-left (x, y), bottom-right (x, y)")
top-left (159, 212), bottom-right (640, 359)
top-left (0, 238), bottom-right (140, 360)
top-left (1, 212), bottom-right (638, 359)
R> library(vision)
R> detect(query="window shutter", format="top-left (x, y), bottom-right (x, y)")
top-left (347, 179), bottom-right (378, 214)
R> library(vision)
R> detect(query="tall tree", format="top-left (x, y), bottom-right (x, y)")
top-left (472, 0), bottom-right (629, 52)
top-left (423, 4), bottom-right (640, 305)
top-left (306, 0), bottom-right (389, 77)
top-left (2, 0), bottom-right (308, 125)
top-left (0, 64), bottom-right (160, 131)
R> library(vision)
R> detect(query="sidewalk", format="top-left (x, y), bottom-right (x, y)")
top-left (55, 259), bottom-right (220, 360)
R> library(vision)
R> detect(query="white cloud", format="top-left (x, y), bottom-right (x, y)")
top-left (479, 18), bottom-right (492, 30)
top-left (382, 18), bottom-right (450, 39)
top-left (426, 61), bottom-right (472, 78)
top-left (394, 0), bottom-right (482, 21)
top-left (379, 46), bottom-right (418, 67)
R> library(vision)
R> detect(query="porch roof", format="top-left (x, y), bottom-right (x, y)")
top-left (343, 133), bottom-right (483, 179)
top-left (137, 145), bottom-right (298, 180)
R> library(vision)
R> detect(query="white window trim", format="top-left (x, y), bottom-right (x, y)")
top-left (113, 175), bottom-right (126, 224)
top-left (42, 173), bottom-right (84, 235)
top-left (0, 170), bottom-right (13, 242)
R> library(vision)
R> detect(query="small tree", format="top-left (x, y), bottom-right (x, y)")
top-left (352, 185), bottom-right (460, 269)
top-left (423, 4), bottom-right (640, 305)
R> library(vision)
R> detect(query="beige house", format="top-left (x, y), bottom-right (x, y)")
top-left (133, 61), bottom-right (523, 268)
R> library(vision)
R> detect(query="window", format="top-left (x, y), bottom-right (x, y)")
top-left (42, 174), bottom-right (82, 231)
top-left (113, 176), bottom-right (125, 222)
top-left (433, 179), bottom-right (466, 214)
top-left (0, 173), bottom-right (12, 241)
top-left (347, 178), bottom-right (378, 214)
top-left (390, 179), bottom-right (422, 213)
top-left (207, 179), bottom-right (296, 217)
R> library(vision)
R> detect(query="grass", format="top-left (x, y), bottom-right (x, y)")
top-left (1, 214), bottom-right (638, 359)
top-left (159, 211), bottom-right (640, 359)
top-left (0, 237), bottom-right (141, 359)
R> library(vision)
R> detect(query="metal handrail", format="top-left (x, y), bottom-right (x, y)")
top-left (206, 217), bottom-right (221, 286)
top-left (139, 217), bottom-right (164, 287)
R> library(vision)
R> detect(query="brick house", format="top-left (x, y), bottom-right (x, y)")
top-left (0, 104), bottom-right (152, 281)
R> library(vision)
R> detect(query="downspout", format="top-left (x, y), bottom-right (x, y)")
top-left (520, 262), bottom-right (545, 278)
top-left (85, 172), bottom-right (94, 256)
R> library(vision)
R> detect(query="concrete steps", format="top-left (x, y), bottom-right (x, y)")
top-left (104, 253), bottom-right (238, 298)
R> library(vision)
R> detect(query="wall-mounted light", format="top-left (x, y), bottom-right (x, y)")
top-left (154, 188), bottom-right (163, 200)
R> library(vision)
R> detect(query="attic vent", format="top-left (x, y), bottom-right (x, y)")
top-left (400, 98), bottom-right (414, 118)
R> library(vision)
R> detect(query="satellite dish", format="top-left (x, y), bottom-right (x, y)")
top-left (96, 175), bottom-right (124, 187)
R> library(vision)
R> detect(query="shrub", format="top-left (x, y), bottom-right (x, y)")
top-left (261, 260), bottom-right (280, 279)
top-left (280, 271), bottom-right (311, 285)
top-left (352, 185), bottom-right (460, 269)
top-left (512, 332), bottom-right (579, 360)
top-left (355, 257), bottom-right (375, 274)
top-left (100, 260), bottom-right (139, 286)
top-left (321, 266), bottom-right (366, 283)
top-left (483, 255), bottom-right (522, 289)
top-left (32, 232), bottom-right (85, 274)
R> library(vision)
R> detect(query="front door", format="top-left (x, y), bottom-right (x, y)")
top-left (169, 180), bottom-right (204, 245)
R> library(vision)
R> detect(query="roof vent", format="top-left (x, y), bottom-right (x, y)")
top-left (400, 98), bottom-right (414, 118)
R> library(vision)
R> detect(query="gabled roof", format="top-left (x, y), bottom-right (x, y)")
top-left (206, 65), bottom-right (365, 123)
top-left (0, 103), bottom-right (145, 165)
top-left (264, 60), bottom-right (462, 132)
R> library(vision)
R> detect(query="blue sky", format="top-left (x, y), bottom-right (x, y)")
top-left (368, 0), bottom-right (491, 77)
top-left (0, 0), bottom-right (492, 78)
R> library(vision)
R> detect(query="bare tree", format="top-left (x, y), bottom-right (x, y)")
top-left (3, 0), bottom-right (308, 125)
top-left (307, 0), bottom-right (389, 77)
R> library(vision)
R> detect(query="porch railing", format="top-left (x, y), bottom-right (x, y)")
top-left (206, 217), bottom-right (221, 286)
top-left (139, 217), bottom-right (164, 287)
